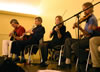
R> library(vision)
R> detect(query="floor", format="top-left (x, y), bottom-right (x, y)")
top-left (19, 59), bottom-right (93, 72)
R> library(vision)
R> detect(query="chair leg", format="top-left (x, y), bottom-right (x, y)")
top-left (58, 45), bottom-right (64, 66)
top-left (28, 45), bottom-right (33, 64)
top-left (75, 58), bottom-right (79, 71)
top-left (39, 46), bottom-right (43, 63)
top-left (85, 51), bottom-right (91, 72)
top-left (58, 49), bottom-right (62, 66)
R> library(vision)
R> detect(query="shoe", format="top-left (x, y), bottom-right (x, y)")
top-left (93, 67), bottom-right (100, 72)
top-left (13, 58), bottom-right (20, 63)
top-left (6, 57), bottom-right (13, 61)
top-left (77, 63), bottom-right (86, 72)
top-left (39, 62), bottom-right (48, 67)
top-left (2, 55), bottom-right (8, 60)
top-left (65, 58), bottom-right (71, 64)
top-left (20, 59), bottom-right (26, 63)
top-left (59, 63), bottom-right (72, 69)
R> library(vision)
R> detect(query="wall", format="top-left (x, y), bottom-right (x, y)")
top-left (0, 11), bottom-right (37, 58)
top-left (39, 0), bottom-right (100, 40)
top-left (0, 0), bottom-right (100, 58)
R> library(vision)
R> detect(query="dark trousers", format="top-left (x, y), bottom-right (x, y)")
top-left (11, 38), bottom-right (38, 56)
top-left (41, 40), bottom-right (63, 63)
top-left (11, 40), bottom-right (24, 56)
top-left (40, 41), bottom-right (49, 62)
top-left (63, 37), bottom-right (90, 63)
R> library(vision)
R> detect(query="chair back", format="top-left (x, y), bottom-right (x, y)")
top-left (64, 31), bottom-right (72, 39)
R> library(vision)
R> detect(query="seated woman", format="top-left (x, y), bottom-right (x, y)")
top-left (11, 17), bottom-right (45, 63)
top-left (40, 15), bottom-right (66, 66)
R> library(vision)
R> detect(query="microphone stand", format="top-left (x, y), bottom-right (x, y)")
top-left (57, 1), bottom-right (100, 26)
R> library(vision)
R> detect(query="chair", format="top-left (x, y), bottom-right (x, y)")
top-left (58, 45), bottom-right (64, 66)
top-left (48, 31), bottom-right (72, 65)
top-left (75, 48), bottom-right (91, 72)
top-left (48, 45), bottom-right (64, 61)
top-left (85, 46), bottom-right (100, 72)
top-left (58, 45), bottom-right (75, 66)
top-left (27, 38), bottom-right (43, 64)
top-left (85, 49), bottom-right (91, 72)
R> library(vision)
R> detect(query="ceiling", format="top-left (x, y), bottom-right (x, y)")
top-left (0, 0), bottom-right (41, 15)
top-left (0, 0), bottom-right (41, 6)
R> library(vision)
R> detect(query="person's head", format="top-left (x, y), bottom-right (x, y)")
top-left (10, 19), bottom-right (19, 28)
top-left (55, 15), bottom-right (63, 25)
top-left (83, 2), bottom-right (93, 15)
top-left (35, 17), bottom-right (42, 26)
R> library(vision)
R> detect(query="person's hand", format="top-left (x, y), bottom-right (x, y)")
top-left (22, 33), bottom-right (26, 37)
top-left (30, 31), bottom-right (34, 34)
top-left (49, 30), bottom-right (53, 38)
top-left (9, 32), bottom-right (13, 37)
top-left (73, 23), bottom-right (78, 29)
top-left (50, 30), bottom-right (53, 34)
top-left (79, 34), bottom-right (83, 39)
top-left (54, 26), bottom-right (59, 32)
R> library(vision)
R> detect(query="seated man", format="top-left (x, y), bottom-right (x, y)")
top-left (40, 15), bottom-right (66, 66)
top-left (11, 17), bottom-right (45, 63)
top-left (90, 37), bottom-right (100, 72)
top-left (2, 19), bottom-right (25, 59)
top-left (63, 2), bottom-right (98, 71)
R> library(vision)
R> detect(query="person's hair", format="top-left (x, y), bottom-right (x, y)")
top-left (55, 15), bottom-right (64, 24)
top-left (10, 19), bottom-right (19, 24)
top-left (35, 17), bottom-right (42, 23)
top-left (56, 15), bottom-right (63, 22)
top-left (83, 2), bottom-right (93, 12)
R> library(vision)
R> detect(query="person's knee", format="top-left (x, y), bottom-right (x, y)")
top-left (2, 40), bottom-right (9, 44)
top-left (90, 37), bottom-right (97, 44)
top-left (9, 41), bottom-right (13, 44)
top-left (12, 41), bottom-right (17, 45)
top-left (71, 42), bottom-right (78, 51)
top-left (40, 43), bottom-right (44, 48)
top-left (65, 38), bottom-right (72, 45)
top-left (40, 43), bottom-right (47, 51)
top-left (98, 46), bottom-right (100, 52)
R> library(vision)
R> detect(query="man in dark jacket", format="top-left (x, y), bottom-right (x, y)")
top-left (11, 17), bottom-right (45, 63)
